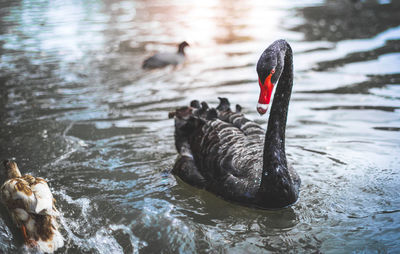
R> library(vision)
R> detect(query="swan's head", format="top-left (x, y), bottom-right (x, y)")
top-left (256, 40), bottom-right (286, 115)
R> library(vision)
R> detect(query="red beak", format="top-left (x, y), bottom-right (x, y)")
top-left (257, 74), bottom-right (274, 115)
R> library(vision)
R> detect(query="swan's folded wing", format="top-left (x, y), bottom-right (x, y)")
top-left (214, 97), bottom-right (264, 139)
top-left (218, 111), bottom-right (264, 139)
top-left (0, 179), bottom-right (37, 212)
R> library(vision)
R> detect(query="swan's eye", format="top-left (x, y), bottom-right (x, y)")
top-left (270, 69), bottom-right (275, 74)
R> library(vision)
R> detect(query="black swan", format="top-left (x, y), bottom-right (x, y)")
top-left (142, 41), bottom-right (189, 69)
top-left (169, 39), bottom-right (300, 209)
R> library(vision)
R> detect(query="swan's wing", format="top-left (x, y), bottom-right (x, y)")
top-left (218, 111), bottom-right (264, 139)
top-left (197, 119), bottom-right (263, 178)
top-left (183, 117), bottom-right (264, 200)
top-left (0, 178), bottom-right (37, 212)
top-left (171, 99), bottom-right (265, 201)
top-left (172, 99), bottom-right (264, 178)
top-left (215, 97), bottom-right (264, 139)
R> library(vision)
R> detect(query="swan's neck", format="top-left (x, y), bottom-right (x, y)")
top-left (256, 43), bottom-right (295, 207)
top-left (263, 46), bottom-right (293, 169)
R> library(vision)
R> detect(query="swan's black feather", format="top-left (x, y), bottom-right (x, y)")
top-left (172, 99), bottom-right (265, 203)
top-left (190, 100), bottom-right (200, 109)
top-left (216, 97), bottom-right (231, 112)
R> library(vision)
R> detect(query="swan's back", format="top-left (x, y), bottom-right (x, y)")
top-left (170, 98), bottom-right (267, 203)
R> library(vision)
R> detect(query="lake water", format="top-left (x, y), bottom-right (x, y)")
top-left (0, 0), bottom-right (399, 253)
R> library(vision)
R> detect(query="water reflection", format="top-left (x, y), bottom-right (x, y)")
top-left (0, 0), bottom-right (399, 253)
top-left (291, 0), bottom-right (400, 41)
top-left (302, 73), bottom-right (400, 94)
top-left (213, 0), bottom-right (253, 44)
top-left (314, 39), bottom-right (400, 71)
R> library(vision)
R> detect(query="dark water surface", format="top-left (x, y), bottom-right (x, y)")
top-left (0, 0), bottom-right (399, 253)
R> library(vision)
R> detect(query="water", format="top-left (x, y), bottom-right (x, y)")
top-left (0, 0), bottom-right (399, 253)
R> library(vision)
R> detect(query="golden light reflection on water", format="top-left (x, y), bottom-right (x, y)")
top-left (130, 0), bottom-right (297, 46)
